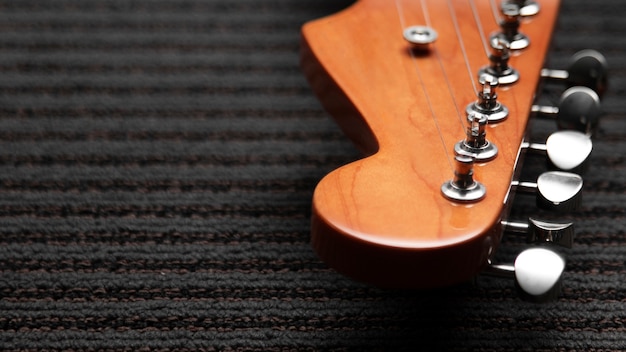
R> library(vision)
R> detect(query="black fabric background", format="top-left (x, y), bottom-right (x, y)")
top-left (0, 1), bottom-right (624, 351)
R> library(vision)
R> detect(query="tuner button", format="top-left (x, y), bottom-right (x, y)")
top-left (514, 247), bottom-right (565, 301)
top-left (466, 74), bottom-right (509, 123)
top-left (455, 111), bottom-right (498, 162)
top-left (478, 37), bottom-right (519, 85)
top-left (545, 130), bottom-right (593, 171)
top-left (511, 171), bottom-right (583, 212)
top-left (556, 86), bottom-right (602, 134)
top-left (491, 2), bottom-right (529, 51)
top-left (522, 130), bottom-right (593, 172)
top-left (531, 86), bottom-right (602, 135)
top-left (541, 49), bottom-right (608, 97)
top-left (503, 217), bottom-right (575, 248)
top-left (484, 247), bottom-right (564, 302)
top-left (441, 155), bottom-right (486, 203)
top-left (536, 171), bottom-right (584, 212)
top-left (403, 25), bottom-right (438, 50)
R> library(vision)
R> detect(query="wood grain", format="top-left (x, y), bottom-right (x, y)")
top-left (301, 0), bottom-right (560, 288)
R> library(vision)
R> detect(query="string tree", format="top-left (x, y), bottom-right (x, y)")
top-left (479, 37), bottom-right (520, 85)
top-left (466, 74), bottom-right (509, 123)
top-left (491, 2), bottom-right (530, 51)
top-left (403, 25), bottom-right (437, 51)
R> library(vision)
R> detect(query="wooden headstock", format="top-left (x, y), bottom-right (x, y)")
top-left (301, 0), bottom-right (560, 288)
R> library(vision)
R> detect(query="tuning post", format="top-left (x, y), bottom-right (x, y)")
top-left (532, 86), bottom-right (602, 134)
top-left (512, 171), bottom-right (583, 212)
top-left (503, 217), bottom-right (575, 248)
top-left (484, 247), bottom-right (564, 302)
top-left (491, 2), bottom-right (529, 50)
top-left (466, 74), bottom-right (509, 123)
top-left (505, 0), bottom-right (540, 17)
top-left (403, 25), bottom-right (438, 50)
top-left (479, 37), bottom-right (519, 85)
top-left (522, 130), bottom-right (593, 172)
top-left (541, 49), bottom-right (608, 97)
top-left (455, 111), bottom-right (498, 162)
top-left (441, 155), bottom-right (486, 202)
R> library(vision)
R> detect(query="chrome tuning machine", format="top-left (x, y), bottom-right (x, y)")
top-left (503, 217), bottom-right (575, 248)
top-left (466, 74), bottom-right (509, 123)
top-left (479, 37), bottom-right (519, 85)
top-left (541, 49), bottom-right (608, 98)
top-left (505, 0), bottom-right (540, 17)
top-left (491, 2), bottom-right (529, 51)
top-left (484, 247), bottom-right (565, 302)
top-left (512, 171), bottom-right (584, 212)
top-left (454, 111), bottom-right (498, 162)
top-left (532, 86), bottom-right (602, 135)
top-left (441, 155), bottom-right (486, 202)
top-left (522, 130), bottom-right (593, 172)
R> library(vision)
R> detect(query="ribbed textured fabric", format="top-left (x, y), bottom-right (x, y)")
top-left (0, 0), bottom-right (624, 351)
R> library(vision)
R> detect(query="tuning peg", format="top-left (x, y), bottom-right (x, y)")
top-left (541, 49), bottom-right (608, 97)
top-left (466, 74), bottom-right (509, 123)
top-left (512, 171), bottom-right (583, 212)
top-left (478, 37), bottom-right (519, 85)
top-left (454, 111), bottom-right (498, 162)
top-left (484, 247), bottom-right (565, 302)
top-left (522, 130), bottom-right (593, 172)
top-left (491, 2), bottom-right (529, 50)
top-left (441, 155), bottom-right (486, 202)
top-left (532, 86), bottom-right (602, 134)
top-left (503, 217), bottom-right (575, 248)
top-left (504, 0), bottom-right (540, 17)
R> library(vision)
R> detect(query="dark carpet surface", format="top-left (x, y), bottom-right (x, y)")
top-left (0, 0), bottom-right (624, 351)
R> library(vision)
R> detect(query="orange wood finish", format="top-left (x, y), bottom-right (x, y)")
top-left (300, 0), bottom-right (561, 288)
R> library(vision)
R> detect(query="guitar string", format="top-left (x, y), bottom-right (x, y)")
top-left (446, 0), bottom-right (479, 96)
top-left (396, 0), bottom-right (502, 174)
top-left (403, 0), bottom-right (502, 131)
top-left (490, 0), bottom-right (503, 25)
top-left (395, 0), bottom-right (454, 173)
top-left (429, 0), bottom-right (505, 130)
top-left (424, 0), bottom-right (468, 131)
top-left (469, 0), bottom-right (493, 58)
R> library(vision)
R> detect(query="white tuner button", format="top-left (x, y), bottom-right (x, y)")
top-left (515, 247), bottom-right (565, 298)
top-left (484, 247), bottom-right (565, 302)
top-left (522, 130), bottom-right (593, 172)
top-left (512, 171), bottom-right (584, 212)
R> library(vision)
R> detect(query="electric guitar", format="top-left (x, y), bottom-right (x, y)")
top-left (300, 0), bottom-right (604, 298)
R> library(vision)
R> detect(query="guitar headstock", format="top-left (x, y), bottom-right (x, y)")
top-left (301, 0), bottom-right (602, 298)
